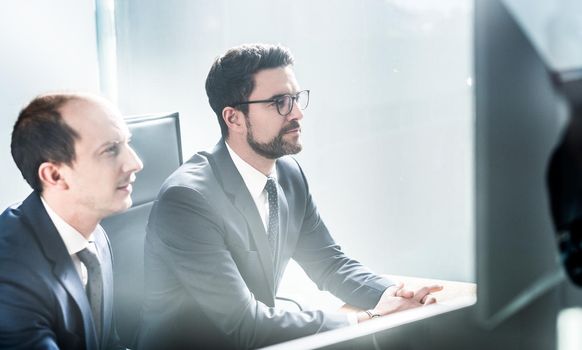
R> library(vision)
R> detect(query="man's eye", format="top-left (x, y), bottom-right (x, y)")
top-left (274, 98), bottom-right (287, 108)
top-left (105, 145), bottom-right (120, 156)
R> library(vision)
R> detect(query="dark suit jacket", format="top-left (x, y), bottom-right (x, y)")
top-left (0, 192), bottom-right (122, 350)
top-left (138, 140), bottom-right (393, 349)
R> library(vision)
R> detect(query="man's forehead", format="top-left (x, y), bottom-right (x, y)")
top-left (61, 97), bottom-right (118, 122)
top-left (252, 66), bottom-right (299, 95)
top-left (60, 97), bottom-right (127, 141)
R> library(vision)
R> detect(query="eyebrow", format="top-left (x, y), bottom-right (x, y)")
top-left (97, 132), bottom-right (132, 151)
top-left (97, 140), bottom-right (119, 152)
top-left (268, 91), bottom-right (296, 100)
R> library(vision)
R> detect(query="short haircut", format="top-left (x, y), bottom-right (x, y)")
top-left (205, 43), bottom-right (295, 138)
top-left (11, 93), bottom-right (81, 193)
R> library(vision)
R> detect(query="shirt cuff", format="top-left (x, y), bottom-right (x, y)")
top-left (347, 312), bottom-right (359, 325)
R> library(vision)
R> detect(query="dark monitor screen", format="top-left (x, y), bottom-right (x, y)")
top-left (475, 0), bottom-right (568, 326)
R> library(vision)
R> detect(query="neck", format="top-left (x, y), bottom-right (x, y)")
top-left (226, 137), bottom-right (275, 176)
top-left (42, 191), bottom-right (100, 239)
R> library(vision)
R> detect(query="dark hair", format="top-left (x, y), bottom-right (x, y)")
top-left (11, 94), bottom-right (80, 193)
top-left (205, 43), bottom-right (295, 138)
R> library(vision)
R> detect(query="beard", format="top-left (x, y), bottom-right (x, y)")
top-left (245, 118), bottom-right (303, 159)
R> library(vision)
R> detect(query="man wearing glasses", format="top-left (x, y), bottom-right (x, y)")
top-left (139, 43), bottom-right (441, 349)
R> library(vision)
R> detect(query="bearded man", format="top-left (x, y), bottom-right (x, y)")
top-left (138, 44), bottom-right (440, 350)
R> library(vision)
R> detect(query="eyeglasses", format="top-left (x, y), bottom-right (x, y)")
top-left (232, 90), bottom-right (310, 117)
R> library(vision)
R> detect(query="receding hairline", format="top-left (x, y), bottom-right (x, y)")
top-left (47, 92), bottom-right (110, 109)
top-left (42, 93), bottom-right (125, 147)
top-left (49, 93), bottom-right (118, 123)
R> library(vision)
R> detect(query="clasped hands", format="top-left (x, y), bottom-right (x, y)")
top-left (357, 282), bottom-right (443, 323)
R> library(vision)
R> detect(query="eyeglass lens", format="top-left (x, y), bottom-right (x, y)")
top-left (278, 90), bottom-right (309, 116)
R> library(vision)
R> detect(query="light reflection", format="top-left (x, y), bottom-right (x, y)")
top-left (502, 0), bottom-right (582, 71)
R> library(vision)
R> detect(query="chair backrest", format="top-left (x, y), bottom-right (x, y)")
top-left (101, 112), bottom-right (182, 347)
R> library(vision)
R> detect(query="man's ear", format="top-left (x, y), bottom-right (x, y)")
top-left (38, 162), bottom-right (69, 190)
top-left (222, 107), bottom-right (245, 135)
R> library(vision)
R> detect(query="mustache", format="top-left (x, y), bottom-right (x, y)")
top-left (280, 120), bottom-right (301, 134)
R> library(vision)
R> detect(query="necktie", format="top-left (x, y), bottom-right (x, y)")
top-left (77, 247), bottom-right (103, 339)
top-left (265, 177), bottom-right (279, 253)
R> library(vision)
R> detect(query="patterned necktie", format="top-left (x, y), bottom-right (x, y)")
top-left (265, 177), bottom-right (279, 253)
top-left (77, 247), bottom-right (102, 339)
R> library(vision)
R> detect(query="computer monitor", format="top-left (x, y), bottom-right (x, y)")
top-left (475, 0), bottom-right (578, 326)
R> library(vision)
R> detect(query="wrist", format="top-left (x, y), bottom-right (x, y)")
top-left (357, 309), bottom-right (381, 323)
top-left (366, 309), bottom-right (381, 319)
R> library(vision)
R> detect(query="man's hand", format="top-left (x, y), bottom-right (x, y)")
top-left (357, 283), bottom-right (443, 323)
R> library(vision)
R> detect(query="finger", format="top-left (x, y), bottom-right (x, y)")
top-left (423, 296), bottom-right (437, 305)
top-left (396, 288), bottom-right (414, 298)
top-left (420, 293), bottom-right (436, 304)
top-left (415, 284), bottom-right (444, 301)
top-left (427, 285), bottom-right (444, 293)
top-left (385, 283), bottom-right (404, 296)
top-left (414, 286), bottom-right (437, 302)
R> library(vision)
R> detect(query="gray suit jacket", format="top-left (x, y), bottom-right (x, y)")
top-left (138, 140), bottom-right (393, 349)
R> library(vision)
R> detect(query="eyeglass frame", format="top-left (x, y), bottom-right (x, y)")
top-left (231, 90), bottom-right (310, 117)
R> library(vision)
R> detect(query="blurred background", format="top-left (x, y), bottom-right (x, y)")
top-left (0, 2), bottom-right (474, 302)
top-left (6, 1), bottom-right (582, 349)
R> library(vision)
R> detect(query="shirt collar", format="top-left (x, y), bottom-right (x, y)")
top-left (225, 141), bottom-right (278, 201)
top-left (40, 196), bottom-right (95, 255)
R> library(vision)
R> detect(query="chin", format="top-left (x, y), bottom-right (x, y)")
top-left (122, 197), bottom-right (133, 210)
top-left (284, 143), bottom-right (303, 155)
top-left (109, 197), bottom-right (133, 215)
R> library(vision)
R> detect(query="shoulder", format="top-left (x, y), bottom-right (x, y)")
top-left (0, 201), bottom-right (33, 253)
top-left (151, 152), bottom-right (226, 220)
top-left (159, 152), bottom-right (218, 197)
top-left (0, 203), bottom-right (53, 288)
top-left (276, 156), bottom-right (309, 190)
top-left (0, 201), bottom-right (24, 225)
top-left (277, 155), bottom-right (301, 172)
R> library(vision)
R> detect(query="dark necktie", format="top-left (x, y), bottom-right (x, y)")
top-left (265, 177), bottom-right (279, 253)
top-left (77, 247), bottom-right (103, 339)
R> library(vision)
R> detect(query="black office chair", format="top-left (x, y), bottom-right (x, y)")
top-left (547, 70), bottom-right (582, 286)
top-left (101, 112), bottom-right (182, 347)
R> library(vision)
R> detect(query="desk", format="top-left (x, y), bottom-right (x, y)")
top-left (268, 273), bottom-right (477, 350)
top-left (339, 274), bottom-right (477, 313)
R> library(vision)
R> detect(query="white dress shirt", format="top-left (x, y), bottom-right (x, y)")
top-left (226, 142), bottom-right (277, 232)
top-left (41, 197), bottom-right (99, 289)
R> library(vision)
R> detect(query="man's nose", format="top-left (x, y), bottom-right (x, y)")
top-left (122, 145), bottom-right (144, 174)
top-left (287, 99), bottom-right (304, 121)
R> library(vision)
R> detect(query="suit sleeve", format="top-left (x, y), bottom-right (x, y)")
top-left (148, 186), bottom-right (351, 349)
top-left (291, 162), bottom-right (395, 310)
top-left (0, 260), bottom-right (60, 350)
top-left (105, 320), bottom-right (125, 350)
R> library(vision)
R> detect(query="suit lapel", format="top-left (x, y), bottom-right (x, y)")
top-left (20, 193), bottom-right (99, 350)
top-left (206, 141), bottom-right (276, 300)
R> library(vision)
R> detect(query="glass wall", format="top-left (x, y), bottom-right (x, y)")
top-left (114, 0), bottom-right (474, 306)
top-left (0, 0), bottom-right (101, 208)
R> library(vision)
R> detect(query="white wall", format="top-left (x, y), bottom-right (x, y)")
top-left (114, 0), bottom-right (474, 288)
top-left (0, 0), bottom-right (101, 208)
